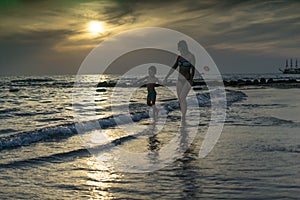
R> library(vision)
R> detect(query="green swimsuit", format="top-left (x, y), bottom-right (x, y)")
top-left (147, 90), bottom-right (156, 100)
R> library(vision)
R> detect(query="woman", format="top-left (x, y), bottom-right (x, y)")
top-left (164, 40), bottom-right (195, 120)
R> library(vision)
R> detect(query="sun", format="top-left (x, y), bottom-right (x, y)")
top-left (88, 21), bottom-right (104, 34)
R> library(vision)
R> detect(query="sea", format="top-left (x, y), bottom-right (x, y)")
top-left (0, 73), bottom-right (299, 199)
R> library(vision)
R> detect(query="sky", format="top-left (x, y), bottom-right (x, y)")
top-left (0, 0), bottom-right (299, 75)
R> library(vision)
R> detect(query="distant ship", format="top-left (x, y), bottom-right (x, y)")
top-left (279, 59), bottom-right (300, 74)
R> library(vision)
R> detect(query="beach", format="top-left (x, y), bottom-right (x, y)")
top-left (0, 74), bottom-right (300, 199)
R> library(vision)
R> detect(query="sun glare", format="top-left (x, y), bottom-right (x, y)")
top-left (88, 21), bottom-right (104, 34)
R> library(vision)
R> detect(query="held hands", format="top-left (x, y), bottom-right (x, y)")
top-left (162, 77), bottom-right (168, 85)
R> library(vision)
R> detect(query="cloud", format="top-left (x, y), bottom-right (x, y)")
top-left (0, 0), bottom-right (299, 74)
top-left (99, 0), bottom-right (300, 58)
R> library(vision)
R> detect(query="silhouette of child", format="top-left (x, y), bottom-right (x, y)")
top-left (136, 66), bottom-right (162, 120)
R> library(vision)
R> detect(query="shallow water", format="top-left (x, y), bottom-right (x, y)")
top-left (0, 75), bottom-right (300, 199)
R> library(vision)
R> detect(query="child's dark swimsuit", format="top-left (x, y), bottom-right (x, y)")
top-left (147, 83), bottom-right (157, 100)
top-left (147, 90), bottom-right (156, 99)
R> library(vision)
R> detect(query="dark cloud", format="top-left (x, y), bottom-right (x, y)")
top-left (0, 0), bottom-right (299, 75)
top-left (0, 28), bottom-right (87, 75)
top-left (1, 29), bottom-right (77, 44)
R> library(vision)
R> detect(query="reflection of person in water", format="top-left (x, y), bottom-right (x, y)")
top-left (147, 123), bottom-right (160, 164)
top-left (148, 131), bottom-right (160, 151)
top-left (177, 121), bottom-right (201, 198)
top-left (137, 65), bottom-right (162, 120)
top-left (164, 40), bottom-right (195, 120)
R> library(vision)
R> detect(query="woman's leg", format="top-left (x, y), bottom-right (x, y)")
top-left (177, 80), bottom-right (191, 119)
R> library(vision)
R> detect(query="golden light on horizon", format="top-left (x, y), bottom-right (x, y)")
top-left (88, 21), bottom-right (105, 34)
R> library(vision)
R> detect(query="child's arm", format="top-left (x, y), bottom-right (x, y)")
top-left (134, 76), bottom-right (148, 85)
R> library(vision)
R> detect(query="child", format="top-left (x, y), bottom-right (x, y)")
top-left (136, 66), bottom-right (162, 119)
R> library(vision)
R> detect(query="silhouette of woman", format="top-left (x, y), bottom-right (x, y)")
top-left (164, 40), bottom-right (195, 120)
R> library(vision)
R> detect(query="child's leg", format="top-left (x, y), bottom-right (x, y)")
top-left (147, 92), bottom-right (156, 106)
top-left (152, 96), bottom-right (156, 105)
top-left (152, 97), bottom-right (159, 120)
top-left (147, 96), bottom-right (152, 106)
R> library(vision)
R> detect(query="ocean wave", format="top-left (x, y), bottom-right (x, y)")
top-left (0, 89), bottom-right (246, 151)
top-left (35, 118), bottom-right (67, 122)
top-left (260, 144), bottom-right (300, 153)
top-left (0, 124), bottom-right (76, 151)
top-left (0, 129), bottom-right (17, 134)
top-left (14, 111), bottom-right (57, 117)
top-left (0, 108), bottom-right (20, 114)
top-left (0, 148), bottom-right (89, 168)
top-left (9, 81), bottom-right (76, 88)
top-left (0, 132), bottom-right (148, 168)
top-left (252, 117), bottom-right (297, 126)
top-left (238, 103), bottom-right (285, 109)
top-left (227, 116), bottom-right (299, 127)
top-left (0, 113), bottom-right (150, 151)
top-left (7, 77), bottom-right (80, 89)
top-left (11, 78), bottom-right (55, 83)
top-left (226, 90), bottom-right (247, 106)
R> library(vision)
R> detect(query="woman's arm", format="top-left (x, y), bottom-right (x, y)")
top-left (164, 56), bottom-right (178, 82)
top-left (156, 77), bottom-right (164, 86)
